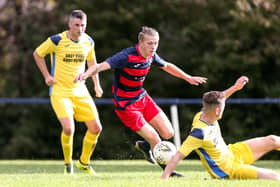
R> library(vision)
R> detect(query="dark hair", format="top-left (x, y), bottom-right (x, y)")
top-left (138, 26), bottom-right (159, 41)
top-left (202, 91), bottom-right (224, 111)
top-left (69, 9), bottom-right (87, 20)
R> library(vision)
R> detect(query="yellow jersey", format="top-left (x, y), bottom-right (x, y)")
top-left (35, 31), bottom-right (96, 96)
top-left (179, 112), bottom-right (235, 179)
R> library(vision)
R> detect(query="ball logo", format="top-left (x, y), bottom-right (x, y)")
top-left (153, 141), bottom-right (176, 165)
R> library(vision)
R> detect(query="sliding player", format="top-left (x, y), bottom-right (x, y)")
top-left (161, 76), bottom-right (280, 180)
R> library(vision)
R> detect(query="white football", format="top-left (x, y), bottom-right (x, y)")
top-left (153, 141), bottom-right (177, 165)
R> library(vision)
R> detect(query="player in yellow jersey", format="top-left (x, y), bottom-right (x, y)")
top-left (33, 10), bottom-right (103, 175)
top-left (161, 76), bottom-right (280, 180)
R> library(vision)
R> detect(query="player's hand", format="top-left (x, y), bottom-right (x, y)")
top-left (45, 75), bottom-right (56, 86)
top-left (186, 76), bottom-right (208, 86)
top-left (73, 73), bottom-right (88, 83)
top-left (234, 76), bottom-right (249, 90)
top-left (95, 85), bottom-right (103, 98)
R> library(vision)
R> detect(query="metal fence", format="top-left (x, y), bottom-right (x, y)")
top-left (1, 97), bottom-right (280, 148)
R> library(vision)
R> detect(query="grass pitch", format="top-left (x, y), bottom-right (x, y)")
top-left (0, 160), bottom-right (279, 187)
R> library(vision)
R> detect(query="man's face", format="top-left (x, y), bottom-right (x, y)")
top-left (139, 34), bottom-right (159, 58)
top-left (68, 17), bottom-right (87, 38)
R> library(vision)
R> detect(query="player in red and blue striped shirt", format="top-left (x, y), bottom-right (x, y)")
top-left (74, 26), bottom-right (207, 176)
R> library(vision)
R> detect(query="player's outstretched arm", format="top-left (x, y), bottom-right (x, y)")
top-left (160, 151), bottom-right (185, 180)
top-left (74, 61), bottom-right (111, 83)
top-left (223, 76), bottom-right (249, 99)
top-left (161, 63), bottom-right (207, 86)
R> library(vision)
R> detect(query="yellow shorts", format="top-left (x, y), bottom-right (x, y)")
top-left (227, 142), bottom-right (258, 179)
top-left (50, 95), bottom-right (98, 122)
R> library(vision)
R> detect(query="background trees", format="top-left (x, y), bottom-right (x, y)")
top-left (0, 0), bottom-right (279, 159)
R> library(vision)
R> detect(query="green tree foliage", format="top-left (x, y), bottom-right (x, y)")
top-left (0, 0), bottom-right (280, 159)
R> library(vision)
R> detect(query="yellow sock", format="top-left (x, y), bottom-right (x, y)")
top-left (61, 132), bottom-right (73, 164)
top-left (80, 131), bottom-right (99, 164)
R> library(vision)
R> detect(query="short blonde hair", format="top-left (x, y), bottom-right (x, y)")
top-left (138, 26), bottom-right (159, 41)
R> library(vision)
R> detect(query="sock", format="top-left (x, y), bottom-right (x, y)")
top-left (158, 163), bottom-right (166, 170)
top-left (142, 140), bottom-right (151, 152)
top-left (80, 131), bottom-right (99, 165)
top-left (61, 132), bottom-right (73, 164)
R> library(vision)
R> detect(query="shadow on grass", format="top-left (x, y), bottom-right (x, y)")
top-left (0, 161), bottom-right (204, 174)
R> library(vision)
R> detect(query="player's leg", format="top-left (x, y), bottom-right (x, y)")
top-left (81, 120), bottom-right (102, 164)
top-left (229, 141), bottom-right (280, 180)
top-left (142, 94), bottom-right (174, 140)
top-left (135, 122), bottom-right (183, 177)
top-left (59, 117), bottom-right (75, 174)
top-left (148, 112), bottom-right (174, 140)
top-left (113, 96), bottom-right (159, 164)
top-left (114, 102), bottom-right (159, 164)
top-left (141, 117), bottom-right (183, 177)
top-left (50, 96), bottom-right (75, 174)
top-left (257, 167), bottom-right (280, 180)
top-left (244, 135), bottom-right (280, 161)
top-left (75, 119), bottom-right (102, 175)
top-left (136, 112), bottom-right (176, 165)
top-left (135, 123), bottom-right (161, 164)
top-left (135, 140), bottom-right (156, 164)
top-left (136, 123), bottom-right (162, 149)
top-left (230, 163), bottom-right (280, 180)
top-left (74, 95), bottom-right (102, 175)
top-left (142, 95), bottom-right (183, 177)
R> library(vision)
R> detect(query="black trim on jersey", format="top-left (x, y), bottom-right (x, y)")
top-left (117, 82), bottom-right (143, 92)
top-left (120, 71), bottom-right (146, 81)
top-left (126, 61), bottom-right (151, 69)
top-left (50, 34), bottom-right (62, 45)
top-left (114, 91), bottom-right (147, 110)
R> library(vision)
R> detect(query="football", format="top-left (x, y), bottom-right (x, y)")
top-left (152, 141), bottom-right (177, 165)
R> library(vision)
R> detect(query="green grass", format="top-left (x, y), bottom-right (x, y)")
top-left (0, 160), bottom-right (279, 187)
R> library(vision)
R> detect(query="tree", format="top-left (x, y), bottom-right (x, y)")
top-left (0, 0), bottom-right (280, 159)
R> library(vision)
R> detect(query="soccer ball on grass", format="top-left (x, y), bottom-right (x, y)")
top-left (152, 141), bottom-right (177, 165)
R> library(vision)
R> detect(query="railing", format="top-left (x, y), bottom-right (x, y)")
top-left (1, 97), bottom-right (279, 148)
top-left (1, 97), bottom-right (280, 104)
